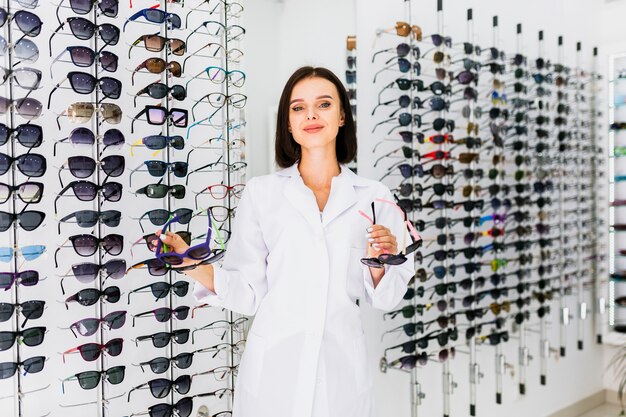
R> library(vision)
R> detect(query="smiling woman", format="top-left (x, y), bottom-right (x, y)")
top-left (275, 66), bottom-right (357, 169)
top-left (159, 65), bottom-right (414, 417)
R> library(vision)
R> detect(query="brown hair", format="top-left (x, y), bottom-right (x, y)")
top-left (275, 66), bottom-right (357, 168)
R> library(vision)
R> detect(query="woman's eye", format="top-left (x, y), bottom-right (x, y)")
top-left (320, 102), bottom-right (331, 108)
top-left (292, 106), bottom-right (303, 112)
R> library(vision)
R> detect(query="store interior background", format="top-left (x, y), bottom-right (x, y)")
top-left (241, 0), bottom-right (624, 416)
top-left (0, 0), bottom-right (623, 416)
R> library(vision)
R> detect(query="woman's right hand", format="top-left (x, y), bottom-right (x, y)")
top-left (154, 230), bottom-right (190, 255)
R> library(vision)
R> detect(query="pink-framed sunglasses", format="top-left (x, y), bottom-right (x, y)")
top-left (357, 197), bottom-right (422, 268)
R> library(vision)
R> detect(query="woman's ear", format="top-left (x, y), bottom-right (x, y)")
top-left (339, 110), bottom-right (345, 127)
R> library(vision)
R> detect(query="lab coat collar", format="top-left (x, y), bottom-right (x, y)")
top-left (277, 161), bottom-right (368, 228)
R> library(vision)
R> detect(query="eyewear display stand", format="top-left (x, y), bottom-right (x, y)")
top-left (590, 47), bottom-right (605, 346)
top-left (556, 35), bottom-right (568, 359)
top-left (490, 15), bottom-right (505, 406)
top-left (3, 0), bottom-right (48, 415)
top-left (536, 30), bottom-right (550, 387)
top-left (608, 51), bottom-right (626, 344)
top-left (513, 22), bottom-right (529, 398)
top-left (574, 41), bottom-right (586, 351)
top-left (465, 8), bottom-right (480, 417)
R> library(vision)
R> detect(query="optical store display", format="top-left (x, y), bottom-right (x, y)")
top-left (0, 0), bottom-right (618, 416)
top-left (610, 54), bottom-right (626, 335)
top-left (0, 0), bottom-right (247, 416)
top-left (371, 1), bottom-right (607, 416)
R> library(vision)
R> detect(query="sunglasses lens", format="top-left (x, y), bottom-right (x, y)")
top-left (67, 156), bottom-right (95, 178)
top-left (69, 17), bottom-right (95, 39)
top-left (22, 356), bottom-right (45, 375)
top-left (14, 11), bottom-right (41, 36)
top-left (99, 51), bottom-right (118, 71)
top-left (100, 103), bottom-right (122, 124)
top-left (145, 34), bottom-right (166, 51)
top-left (170, 109), bottom-right (188, 127)
top-left (100, 287), bottom-right (120, 305)
top-left (149, 357), bottom-right (170, 374)
top-left (145, 57), bottom-right (166, 73)
top-left (99, 24), bottom-right (119, 45)
top-left (147, 107), bottom-right (166, 124)
top-left (13, 98), bottom-right (42, 120)
top-left (103, 260), bottom-right (126, 280)
top-left (68, 46), bottom-right (94, 66)
top-left (99, 78), bottom-right (121, 99)
top-left (13, 38), bottom-right (38, 62)
top-left (22, 327), bottom-right (45, 346)
top-left (175, 353), bottom-right (193, 369)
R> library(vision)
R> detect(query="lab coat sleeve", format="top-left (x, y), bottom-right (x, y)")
top-left (361, 186), bottom-right (415, 311)
top-left (192, 177), bottom-right (269, 316)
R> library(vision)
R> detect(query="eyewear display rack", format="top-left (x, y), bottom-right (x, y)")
top-left (608, 51), bottom-right (626, 343)
top-left (124, 0), bottom-right (247, 416)
top-left (2, 1), bottom-right (48, 416)
top-left (53, 0), bottom-right (126, 415)
top-left (371, 1), bottom-right (604, 416)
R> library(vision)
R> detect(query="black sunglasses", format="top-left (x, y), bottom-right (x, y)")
top-left (0, 327), bottom-right (46, 351)
top-left (127, 281), bottom-right (189, 304)
top-left (135, 329), bottom-right (190, 348)
top-left (0, 152), bottom-right (46, 177)
top-left (0, 123), bottom-right (43, 147)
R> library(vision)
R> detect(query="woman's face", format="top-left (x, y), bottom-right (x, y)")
top-left (288, 76), bottom-right (345, 152)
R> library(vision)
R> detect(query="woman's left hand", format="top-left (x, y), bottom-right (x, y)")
top-left (365, 224), bottom-right (398, 258)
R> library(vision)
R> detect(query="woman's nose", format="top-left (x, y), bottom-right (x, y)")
top-left (306, 109), bottom-right (318, 120)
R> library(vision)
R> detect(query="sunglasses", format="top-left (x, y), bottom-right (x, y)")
top-left (60, 259), bottom-right (126, 294)
top-left (139, 352), bottom-right (195, 374)
top-left (0, 356), bottom-right (45, 379)
top-left (47, 71), bottom-right (122, 107)
top-left (128, 375), bottom-right (191, 401)
top-left (0, 123), bottom-right (43, 148)
top-left (0, 327), bottom-right (46, 351)
top-left (56, 102), bottom-right (122, 129)
top-left (129, 34), bottom-right (185, 58)
top-left (64, 286), bottom-right (121, 309)
top-left (0, 97), bottom-right (42, 120)
top-left (54, 233), bottom-right (123, 267)
top-left (50, 18), bottom-right (119, 50)
top-left (0, 9), bottom-right (41, 37)
top-left (59, 155), bottom-right (125, 183)
top-left (0, 67), bottom-right (41, 91)
top-left (131, 105), bottom-right (188, 133)
top-left (0, 270), bottom-right (39, 290)
top-left (51, 46), bottom-right (118, 76)
top-left (61, 365), bottom-right (125, 393)
top-left (130, 135), bottom-right (185, 156)
top-left (0, 182), bottom-right (43, 204)
top-left (133, 306), bottom-right (190, 327)
top-left (58, 210), bottom-right (121, 232)
top-left (56, 0), bottom-right (118, 17)
top-left (128, 160), bottom-right (188, 187)
top-left (378, 21), bottom-right (422, 39)
top-left (134, 82), bottom-right (186, 106)
top-left (157, 211), bottom-right (225, 266)
top-left (53, 127), bottom-right (124, 156)
top-left (0, 210), bottom-right (45, 232)
top-left (131, 58), bottom-right (181, 85)
top-left (0, 245), bottom-right (45, 263)
top-left (127, 281), bottom-right (189, 304)
top-left (135, 207), bottom-right (192, 231)
top-left (0, 300), bottom-right (45, 327)
top-left (0, 152), bottom-right (46, 177)
top-left (134, 183), bottom-right (185, 199)
top-left (54, 181), bottom-right (123, 212)
top-left (135, 329), bottom-right (190, 348)
top-left (68, 310), bottom-right (127, 338)
top-left (62, 338), bottom-right (123, 363)
top-left (124, 7), bottom-right (181, 31)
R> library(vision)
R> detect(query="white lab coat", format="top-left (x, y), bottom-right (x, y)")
top-left (193, 162), bottom-right (414, 417)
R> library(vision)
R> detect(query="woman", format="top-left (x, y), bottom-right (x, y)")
top-left (157, 66), bottom-right (415, 417)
